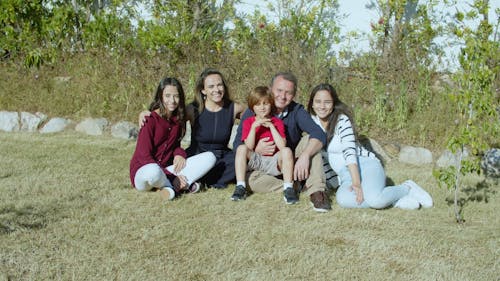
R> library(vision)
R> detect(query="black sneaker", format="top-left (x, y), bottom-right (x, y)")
top-left (283, 188), bottom-right (299, 204)
top-left (231, 185), bottom-right (246, 201)
top-left (210, 183), bottom-right (228, 189)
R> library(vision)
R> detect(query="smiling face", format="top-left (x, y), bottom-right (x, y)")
top-left (253, 97), bottom-right (272, 119)
top-left (201, 74), bottom-right (225, 105)
top-left (271, 76), bottom-right (295, 112)
top-left (311, 89), bottom-right (334, 120)
top-left (162, 85), bottom-right (180, 115)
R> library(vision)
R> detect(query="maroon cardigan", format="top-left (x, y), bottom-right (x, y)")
top-left (129, 111), bottom-right (186, 188)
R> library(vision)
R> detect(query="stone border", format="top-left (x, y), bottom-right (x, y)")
top-left (1, 110), bottom-right (457, 168)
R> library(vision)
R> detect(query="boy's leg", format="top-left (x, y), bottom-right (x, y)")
top-left (231, 146), bottom-right (250, 201)
top-left (277, 147), bottom-right (294, 183)
top-left (247, 170), bottom-right (283, 193)
top-left (235, 145), bottom-right (248, 183)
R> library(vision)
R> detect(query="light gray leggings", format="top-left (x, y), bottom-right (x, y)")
top-left (134, 152), bottom-right (216, 191)
top-left (335, 156), bottom-right (410, 209)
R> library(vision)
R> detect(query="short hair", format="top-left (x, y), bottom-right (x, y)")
top-left (270, 72), bottom-right (298, 95)
top-left (247, 86), bottom-right (276, 115)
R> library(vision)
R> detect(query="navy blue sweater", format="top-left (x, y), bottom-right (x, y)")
top-left (233, 101), bottom-right (326, 152)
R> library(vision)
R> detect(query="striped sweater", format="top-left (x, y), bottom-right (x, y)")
top-left (313, 114), bottom-right (376, 173)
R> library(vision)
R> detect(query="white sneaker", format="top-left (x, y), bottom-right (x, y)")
top-left (394, 195), bottom-right (420, 210)
top-left (158, 187), bottom-right (175, 201)
top-left (404, 180), bottom-right (433, 208)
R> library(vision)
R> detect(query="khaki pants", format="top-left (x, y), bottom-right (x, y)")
top-left (247, 135), bottom-right (326, 196)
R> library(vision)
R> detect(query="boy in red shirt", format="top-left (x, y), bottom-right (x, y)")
top-left (231, 86), bottom-right (297, 204)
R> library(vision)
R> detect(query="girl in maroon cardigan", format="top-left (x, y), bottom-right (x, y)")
top-left (130, 77), bottom-right (216, 201)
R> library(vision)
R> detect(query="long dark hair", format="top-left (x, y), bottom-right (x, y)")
top-left (193, 68), bottom-right (232, 113)
top-left (307, 83), bottom-right (357, 143)
top-left (149, 77), bottom-right (186, 137)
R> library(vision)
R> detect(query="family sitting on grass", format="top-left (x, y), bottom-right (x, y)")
top-left (130, 69), bottom-right (433, 212)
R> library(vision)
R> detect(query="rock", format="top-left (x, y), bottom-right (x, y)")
top-left (399, 145), bottom-right (433, 165)
top-left (0, 111), bottom-right (19, 132)
top-left (75, 118), bottom-right (108, 136)
top-left (436, 148), bottom-right (469, 168)
top-left (359, 137), bottom-right (391, 163)
top-left (111, 121), bottom-right (138, 140)
top-left (40, 117), bottom-right (72, 133)
top-left (382, 143), bottom-right (400, 158)
top-left (20, 112), bottom-right (47, 132)
top-left (481, 148), bottom-right (500, 178)
top-left (53, 76), bottom-right (72, 84)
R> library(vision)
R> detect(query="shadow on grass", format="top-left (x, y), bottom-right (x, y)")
top-left (0, 204), bottom-right (59, 235)
top-left (445, 179), bottom-right (498, 219)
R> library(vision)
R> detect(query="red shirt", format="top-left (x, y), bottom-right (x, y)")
top-left (241, 116), bottom-right (286, 156)
top-left (129, 111), bottom-right (186, 188)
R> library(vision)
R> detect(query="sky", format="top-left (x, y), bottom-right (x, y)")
top-left (234, 0), bottom-right (500, 70)
top-left (136, 0), bottom-right (499, 70)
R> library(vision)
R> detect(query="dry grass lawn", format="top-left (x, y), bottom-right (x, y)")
top-left (0, 131), bottom-right (498, 280)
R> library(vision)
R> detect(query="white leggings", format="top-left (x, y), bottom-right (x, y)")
top-left (134, 152), bottom-right (216, 191)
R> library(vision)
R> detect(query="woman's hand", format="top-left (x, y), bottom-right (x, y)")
top-left (173, 155), bottom-right (186, 173)
top-left (350, 183), bottom-right (364, 204)
top-left (138, 110), bottom-right (152, 127)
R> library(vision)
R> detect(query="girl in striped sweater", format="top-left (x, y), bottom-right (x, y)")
top-left (307, 83), bottom-right (433, 210)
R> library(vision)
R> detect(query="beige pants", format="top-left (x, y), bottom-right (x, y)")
top-left (247, 135), bottom-right (326, 196)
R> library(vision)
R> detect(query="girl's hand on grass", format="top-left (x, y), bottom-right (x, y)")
top-left (350, 184), bottom-right (364, 204)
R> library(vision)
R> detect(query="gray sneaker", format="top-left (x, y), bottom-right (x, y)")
top-left (283, 188), bottom-right (299, 204)
top-left (231, 185), bottom-right (246, 201)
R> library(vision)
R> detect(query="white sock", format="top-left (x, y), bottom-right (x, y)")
top-left (283, 182), bottom-right (293, 190)
top-left (237, 181), bottom-right (246, 188)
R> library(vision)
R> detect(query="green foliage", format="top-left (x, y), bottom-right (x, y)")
top-left (136, 0), bottom-right (235, 66)
top-left (353, 0), bottom-right (443, 138)
top-left (0, 0), bottom-right (48, 59)
top-left (0, 0), bottom-right (137, 65)
top-left (434, 0), bottom-right (499, 223)
top-left (0, 0), bottom-right (492, 156)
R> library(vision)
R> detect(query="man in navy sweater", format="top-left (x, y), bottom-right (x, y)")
top-left (232, 72), bottom-right (331, 212)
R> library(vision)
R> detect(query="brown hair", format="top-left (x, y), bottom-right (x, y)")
top-left (149, 76), bottom-right (186, 138)
top-left (193, 68), bottom-right (232, 113)
top-left (247, 86), bottom-right (276, 115)
top-left (307, 83), bottom-right (357, 143)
